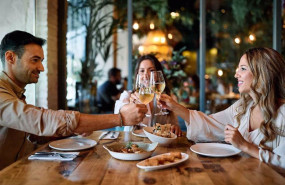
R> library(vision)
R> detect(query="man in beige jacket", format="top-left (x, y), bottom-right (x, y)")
top-left (0, 30), bottom-right (147, 170)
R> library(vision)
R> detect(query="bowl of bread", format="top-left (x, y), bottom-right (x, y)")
top-left (143, 123), bottom-right (177, 146)
top-left (103, 141), bottom-right (158, 160)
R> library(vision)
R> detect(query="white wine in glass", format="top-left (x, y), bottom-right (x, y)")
top-left (150, 71), bottom-right (168, 115)
top-left (139, 90), bottom-right (154, 104)
top-left (153, 82), bottom-right (165, 99)
top-left (137, 74), bottom-right (154, 117)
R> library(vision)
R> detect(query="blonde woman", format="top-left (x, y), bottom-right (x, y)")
top-left (159, 48), bottom-right (285, 168)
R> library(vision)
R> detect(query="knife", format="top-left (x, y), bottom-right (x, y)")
top-left (34, 152), bottom-right (78, 158)
top-left (98, 131), bottom-right (111, 140)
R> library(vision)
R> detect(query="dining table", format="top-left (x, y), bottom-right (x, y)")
top-left (0, 131), bottom-right (285, 185)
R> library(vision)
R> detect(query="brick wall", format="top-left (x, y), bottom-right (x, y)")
top-left (47, 0), bottom-right (59, 110)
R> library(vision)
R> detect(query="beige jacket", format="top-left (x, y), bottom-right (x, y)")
top-left (0, 72), bottom-right (80, 170)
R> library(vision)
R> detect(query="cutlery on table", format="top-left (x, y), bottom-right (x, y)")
top-left (110, 131), bottom-right (116, 139)
top-left (34, 152), bottom-right (78, 158)
top-left (28, 151), bottom-right (79, 161)
top-left (98, 131), bottom-right (111, 141)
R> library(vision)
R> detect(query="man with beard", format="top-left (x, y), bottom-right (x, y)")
top-left (0, 30), bottom-right (147, 170)
top-left (97, 67), bottom-right (123, 113)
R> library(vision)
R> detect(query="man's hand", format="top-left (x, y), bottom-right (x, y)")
top-left (129, 92), bottom-right (141, 104)
top-left (120, 103), bottom-right (148, 126)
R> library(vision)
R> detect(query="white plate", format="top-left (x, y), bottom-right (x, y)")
top-left (103, 142), bottom-right (158, 160)
top-left (132, 129), bottom-right (147, 138)
top-left (143, 127), bottom-right (177, 146)
top-left (190, 143), bottom-right (241, 157)
top-left (49, 138), bottom-right (97, 151)
top-left (137, 153), bottom-right (189, 171)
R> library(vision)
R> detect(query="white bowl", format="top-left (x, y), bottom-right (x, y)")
top-left (103, 142), bottom-right (158, 161)
top-left (143, 127), bottom-right (177, 146)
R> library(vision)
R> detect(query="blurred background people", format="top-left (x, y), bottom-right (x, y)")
top-left (215, 78), bottom-right (229, 105)
top-left (97, 67), bottom-right (123, 113)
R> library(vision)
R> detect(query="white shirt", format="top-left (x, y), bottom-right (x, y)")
top-left (186, 100), bottom-right (285, 169)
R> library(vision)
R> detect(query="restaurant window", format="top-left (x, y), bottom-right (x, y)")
top-left (65, 0), bottom-right (281, 114)
top-left (131, 0), bottom-right (279, 114)
top-left (204, 0), bottom-right (273, 113)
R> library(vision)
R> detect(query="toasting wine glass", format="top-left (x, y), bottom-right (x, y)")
top-left (135, 74), bottom-right (140, 93)
top-left (150, 70), bottom-right (168, 115)
top-left (137, 74), bottom-right (154, 117)
top-left (138, 74), bottom-right (154, 104)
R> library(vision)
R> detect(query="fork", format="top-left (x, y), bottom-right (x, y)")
top-left (110, 131), bottom-right (116, 139)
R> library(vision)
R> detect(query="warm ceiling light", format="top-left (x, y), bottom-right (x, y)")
top-left (170, 12), bottom-right (179, 19)
top-left (133, 22), bottom-right (139, 30)
top-left (139, 30), bottom-right (173, 61)
top-left (209, 48), bottom-right (218, 55)
top-left (249, 34), bottom-right (255, 41)
top-left (153, 37), bottom-right (159, 43)
top-left (234, 37), bottom-right (241, 44)
top-left (138, 46), bottom-right (144, 52)
top-left (150, 23), bottom-right (155, 30)
top-left (218, 69), bottom-right (223, 77)
top-left (168, 33), bottom-right (173, 39)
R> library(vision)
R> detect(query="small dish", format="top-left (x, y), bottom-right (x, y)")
top-left (143, 127), bottom-right (177, 146)
top-left (190, 143), bottom-right (241, 157)
top-left (137, 152), bottom-right (189, 171)
top-left (132, 129), bottom-right (147, 138)
top-left (49, 138), bottom-right (97, 151)
top-left (103, 142), bottom-right (158, 161)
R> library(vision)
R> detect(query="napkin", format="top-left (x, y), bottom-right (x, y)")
top-left (99, 131), bottom-right (119, 140)
top-left (28, 152), bottom-right (79, 161)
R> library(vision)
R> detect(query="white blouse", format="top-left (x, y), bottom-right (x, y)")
top-left (185, 100), bottom-right (285, 168)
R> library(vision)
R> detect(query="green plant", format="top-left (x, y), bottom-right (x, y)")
top-left (161, 47), bottom-right (188, 97)
top-left (68, 0), bottom-right (121, 88)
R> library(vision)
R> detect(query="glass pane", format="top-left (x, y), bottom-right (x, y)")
top-left (206, 0), bottom-right (273, 113)
top-left (281, 1), bottom-right (285, 57)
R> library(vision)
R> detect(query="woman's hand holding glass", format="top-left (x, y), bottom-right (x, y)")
top-left (158, 94), bottom-right (180, 111)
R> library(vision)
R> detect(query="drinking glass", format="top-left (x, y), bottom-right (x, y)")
top-left (137, 74), bottom-right (154, 117)
top-left (138, 74), bottom-right (154, 105)
top-left (135, 74), bottom-right (140, 93)
top-left (150, 71), bottom-right (168, 115)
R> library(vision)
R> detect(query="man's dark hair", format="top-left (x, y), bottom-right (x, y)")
top-left (0, 30), bottom-right (46, 67)
top-left (108, 67), bottom-right (121, 78)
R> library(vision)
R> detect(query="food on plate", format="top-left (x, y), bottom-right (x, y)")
top-left (152, 123), bottom-right (172, 138)
top-left (139, 152), bottom-right (182, 166)
top-left (117, 142), bottom-right (145, 153)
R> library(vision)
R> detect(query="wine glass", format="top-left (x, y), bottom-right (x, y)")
top-left (150, 71), bottom-right (168, 115)
top-left (137, 74), bottom-right (154, 117)
top-left (135, 74), bottom-right (140, 93)
top-left (138, 74), bottom-right (154, 105)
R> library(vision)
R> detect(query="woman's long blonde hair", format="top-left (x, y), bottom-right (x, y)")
top-left (235, 48), bottom-right (285, 150)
